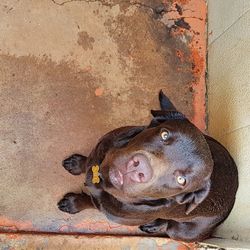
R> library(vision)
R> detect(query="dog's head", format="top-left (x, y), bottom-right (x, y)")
top-left (101, 91), bottom-right (213, 214)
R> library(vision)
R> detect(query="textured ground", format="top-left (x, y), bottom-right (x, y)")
top-left (0, 0), bottom-right (206, 238)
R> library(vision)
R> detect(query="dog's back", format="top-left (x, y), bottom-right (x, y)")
top-left (203, 135), bottom-right (238, 219)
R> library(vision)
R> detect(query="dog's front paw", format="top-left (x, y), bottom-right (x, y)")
top-left (139, 224), bottom-right (159, 234)
top-left (62, 154), bottom-right (86, 175)
top-left (57, 193), bottom-right (85, 214)
top-left (139, 219), bottom-right (168, 234)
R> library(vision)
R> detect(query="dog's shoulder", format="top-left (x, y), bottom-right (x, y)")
top-left (204, 134), bottom-right (238, 191)
top-left (201, 135), bottom-right (238, 217)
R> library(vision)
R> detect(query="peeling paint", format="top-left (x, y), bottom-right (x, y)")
top-left (95, 87), bottom-right (104, 97)
top-left (0, 216), bottom-right (34, 232)
top-left (160, 0), bottom-right (207, 130)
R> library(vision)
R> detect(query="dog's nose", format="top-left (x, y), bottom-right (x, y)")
top-left (126, 154), bottom-right (152, 183)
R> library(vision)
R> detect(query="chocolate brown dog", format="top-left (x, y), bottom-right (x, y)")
top-left (58, 91), bottom-right (238, 242)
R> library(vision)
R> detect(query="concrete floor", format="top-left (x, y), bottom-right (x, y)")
top-left (0, 0), bottom-right (206, 245)
top-left (0, 234), bottom-right (199, 250)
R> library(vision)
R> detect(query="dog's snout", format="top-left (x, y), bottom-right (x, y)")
top-left (126, 154), bottom-right (152, 183)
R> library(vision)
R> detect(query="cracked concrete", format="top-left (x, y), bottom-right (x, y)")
top-left (0, 0), bottom-right (206, 236)
top-left (51, 0), bottom-right (159, 12)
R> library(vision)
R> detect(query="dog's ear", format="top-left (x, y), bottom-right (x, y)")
top-left (159, 90), bottom-right (176, 111)
top-left (113, 127), bottom-right (145, 148)
top-left (174, 181), bottom-right (211, 215)
top-left (149, 91), bottom-right (186, 128)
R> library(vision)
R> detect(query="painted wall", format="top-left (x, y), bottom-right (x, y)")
top-left (208, 0), bottom-right (250, 242)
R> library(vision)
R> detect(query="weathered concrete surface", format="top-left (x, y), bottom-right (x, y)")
top-left (2, 233), bottom-right (250, 250)
top-left (0, 234), bottom-right (197, 250)
top-left (0, 0), bottom-right (207, 236)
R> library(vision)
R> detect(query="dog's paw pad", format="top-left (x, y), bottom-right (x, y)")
top-left (62, 154), bottom-right (86, 175)
top-left (139, 219), bottom-right (168, 234)
top-left (57, 193), bottom-right (81, 214)
top-left (139, 225), bottom-right (160, 234)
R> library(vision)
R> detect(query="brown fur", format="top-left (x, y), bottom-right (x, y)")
top-left (58, 91), bottom-right (238, 242)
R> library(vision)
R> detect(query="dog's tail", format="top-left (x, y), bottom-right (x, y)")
top-left (159, 90), bottom-right (176, 111)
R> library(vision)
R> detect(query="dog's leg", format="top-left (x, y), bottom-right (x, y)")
top-left (62, 154), bottom-right (87, 175)
top-left (139, 219), bottom-right (169, 234)
top-left (165, 219), bottom-right (213, 242)
top-left (140, 218), bottom-right (214, 241)
top-left (57, 192), bottom-right (93, 214)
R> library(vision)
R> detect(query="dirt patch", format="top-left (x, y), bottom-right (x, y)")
top-left (77, 31), bottom-right (95, 50)
top-left (0, 54), bottom-right (109, 224)
top-left (104, 7), bottom-right (194, 118)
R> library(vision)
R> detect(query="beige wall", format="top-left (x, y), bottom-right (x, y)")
top-left (208, 0), bottom-right (250, 242)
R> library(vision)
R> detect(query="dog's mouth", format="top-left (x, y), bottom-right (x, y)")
top-left (109, 153), bottom-right (153, 190)
top-left (109, 168), bottom-right (124, 188)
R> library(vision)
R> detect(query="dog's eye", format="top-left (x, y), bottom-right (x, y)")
top-left (160, 130), bottom-right (169, 141)
top-left (177, 176), bottom-right (186, 186)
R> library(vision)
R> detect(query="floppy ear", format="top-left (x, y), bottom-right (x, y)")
top-left (148, 90), bottom-right (186, 128)
top-left (159, 90), bottom-right (176, 111)
top-left (174, 181), bottom-right (211, 215)
top-left (149, 110), bottom-right (186, 128)
top-left (151, 110), bottom-right (186, 120)
top-left (113, 127), bottom-right (145, 148)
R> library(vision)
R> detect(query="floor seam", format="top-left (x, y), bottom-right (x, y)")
top-left (208, 8), bottom-right (250, 48)
top-left (223, 124), bottom-right (250, 137)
